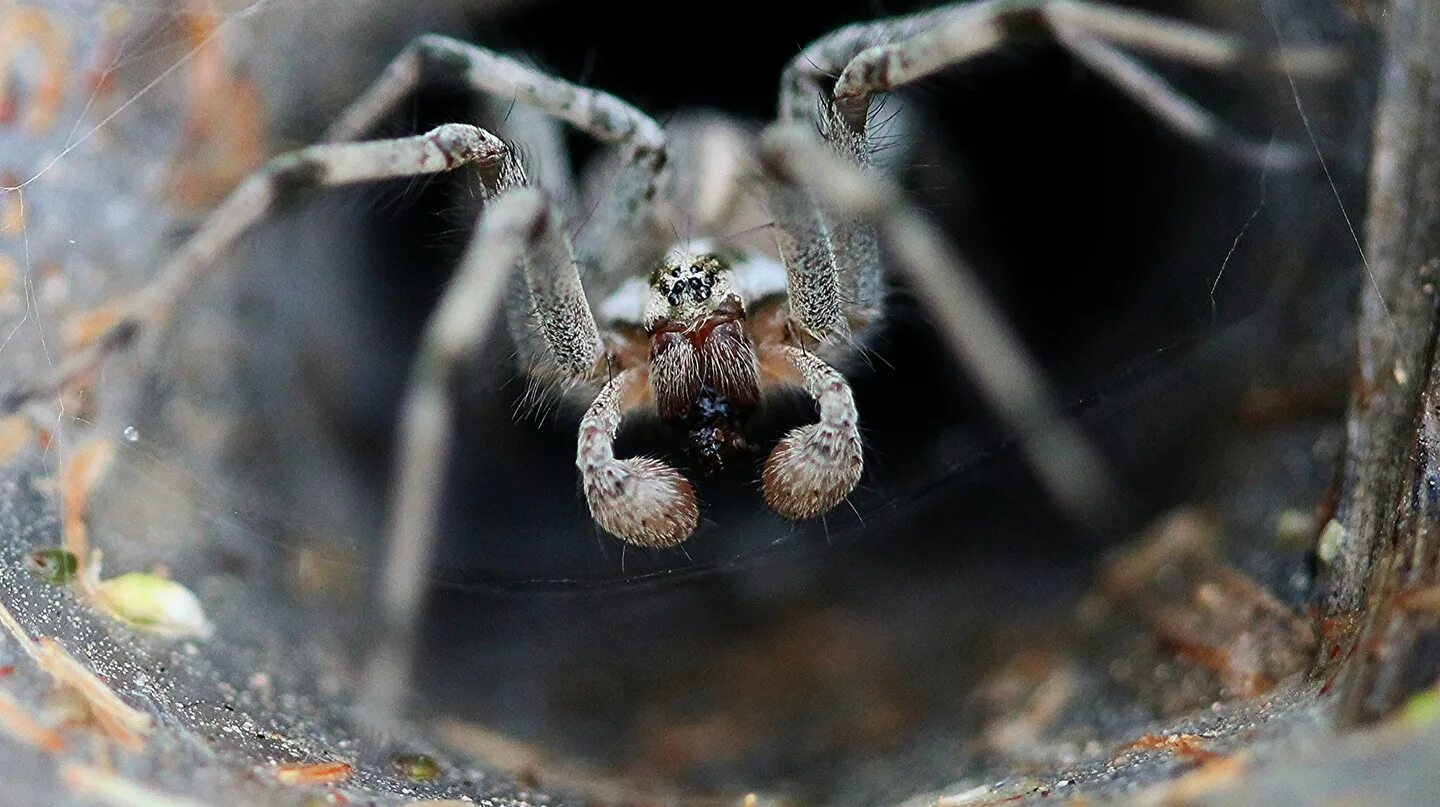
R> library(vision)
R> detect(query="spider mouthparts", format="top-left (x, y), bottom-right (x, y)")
top-left (684, 385), bottom-right (752, 473)
top-left (687, 420), bottom-right (751, 473)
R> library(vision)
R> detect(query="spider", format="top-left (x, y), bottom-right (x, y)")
top-left (3, 0), bottom-right (1341, 706)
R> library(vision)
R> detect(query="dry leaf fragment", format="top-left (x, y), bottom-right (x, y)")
top-left (60, 437), bottom-right (116, 567)
top-left (63, 303), bottom-right (129, 351)
top-left (274, 760), bottom-right (353, 785)
top-left (36, 637), bottom-right (152, 752)
top-left (0, 596), bottom-right (41, 661)
top-left (0, 689), bottom-right (67, 752)
top-left (0, 415), bottom-right (30, 463)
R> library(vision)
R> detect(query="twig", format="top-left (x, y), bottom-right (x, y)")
top-left (1321, 0), bottom-right (1440, 722)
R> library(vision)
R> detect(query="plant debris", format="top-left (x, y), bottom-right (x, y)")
top-left (390, 752), bottom-right (442, 782)
top-left (35, 638), bottom-right (153, 752)
top-left (1116, 732), bottom-right (1223, 766)
top-left (58, 438), bottom-right (115, 568)
top-left (1091, 510), bottom-right (1316, 709)
top-left (59, 762), bottom-right (209, 807)
top-left (93, 572), bottom-right (212, 639)
top-left (26, 549), bottom-right (78, 585)
top-left (273, 760), bottom-right (354, 786)
top-left (0, 690), bottom-right (67, 753)
top-left (0, 415), bottom-right (30, 464)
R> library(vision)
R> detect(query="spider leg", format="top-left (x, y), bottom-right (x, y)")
top-left (664, 114), bottom-right (768, 245)
top-left (762, 118), bottom-right (882, 350)
top-left (577, 368), bottom-right (699, 548)
top-left (760, 123), bottom-right (1115, 527)
top-left (780, 0), bottom-right (1345, 166)
top-left (1053, 27), bottom-right (1306, 167)
top-left (759, 345), bottom-right (863, 520)
top-left (504, 196), bottom-right (605, 394)
top-left (324, 35), bottom-right (664, 147)
top-left (370, 158), bottom-right (623, 714)
top-left (2, 123), bottom-right (514, 413)
top-left (321, 34), bottom-right (668, 283)
top-left (363, 187), bottom-right (549, 718)
top-left (762, 92), bottom-right (883, 350)
top-left (365, 180), bottom-right (610, 718)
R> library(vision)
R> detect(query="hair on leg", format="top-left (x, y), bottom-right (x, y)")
top-left (782, 0), bottom-right (1345, 163)
top-left (760, 123), bottom-right (1117, 528)
top-left (321, 34), bottom-right (670, 285)
top-left (3, 124), bottom-right (515, 414)
top-left (759, 345), bottom-right (863, 520)
top-left (577, 368), bottom-right (699, 548)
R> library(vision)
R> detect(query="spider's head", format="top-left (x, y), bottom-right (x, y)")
top-left (644, 246), bottom-right (762, 470)
top-left (643, 247), bottom-right (739, 329)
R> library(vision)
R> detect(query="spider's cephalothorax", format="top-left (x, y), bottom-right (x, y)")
top-left (644, 249), bottom-right (761, 470)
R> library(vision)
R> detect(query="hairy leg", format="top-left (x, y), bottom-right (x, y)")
top-left (762, 104), bottom-right (883, 351)
top-left (362, 187), bottom-right (553, 719)
top-left (366, 176), bottom-right (611, 719)
top-left (505, 198), bottom-right (606, 392)
top-left (761, 123), bottom-right (1115, 528)
top-left (321, 33), bottom-right (669, 284)
top-left (3, 124), bottom-right (513, 412)
top-left (759, 345), bottom-right (864, 520)
top-left (781, 0), bottom-right (1343, 161)
top-left (758, 0), bottom-right (1346, 522)
top-left (576, 367), bottom-right (699, 548)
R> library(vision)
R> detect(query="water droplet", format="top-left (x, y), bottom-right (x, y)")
top-left (122, 426), bottom-right (138, 443)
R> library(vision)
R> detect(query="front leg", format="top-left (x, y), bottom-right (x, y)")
top-left (364, 186), bottom-right (554, 721)
top-left (781, 0), bottom-right (1346, 166)
top-left (506, 196), bottom-right (605, 391)
top-left (3, 123), bottom-right (515, 414)
top-left (760, 123), bottom-right (1115, 529)
top-left (322, 34), bottom-right (670, 285)
top-left (762, 98), bottom-right (884, 349)
top-left (577, 368), bottom-right (699, 548)
top-left (759, 346), bottom-right (864, 520)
